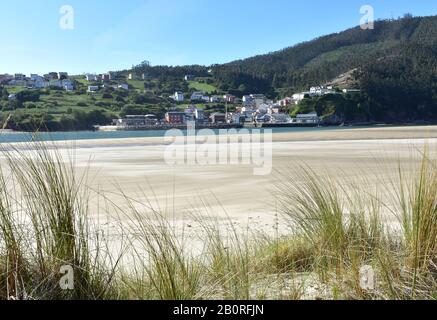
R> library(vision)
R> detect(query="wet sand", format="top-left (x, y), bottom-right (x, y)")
top-left (30, 125), bottom-right (435, 228)
top-left (3, 125), bottom-right (437, 235)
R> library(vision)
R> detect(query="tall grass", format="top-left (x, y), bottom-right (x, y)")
top-left (0, 142), bottom-right (120, 299)
top-left (1, 141), bottom-right (437, 300)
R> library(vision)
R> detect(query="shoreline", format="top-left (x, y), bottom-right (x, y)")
top-left (2, 125), bottom-right (437, 149)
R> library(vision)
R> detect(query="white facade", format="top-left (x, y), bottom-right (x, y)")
top-left (190, 91), bottom-right (204, 101)
top-left (30, 74), bottom-right (43, 81)
top-left (34, 79), bottom-right (49, 88)
top-left (88, 85), bottom-right (99, 92)
top-left (310, 86), bottom-right (336, 96)
top-left (86, 74), bottom-right (98, 81)
top-left (294, 112), bottom-right (320, 124)
top-left (14, 73), bottom-right (25, 80)
top-left (343, 89), bottom-right (361, 94)
top-left (292, 92), bottom-right (309, 103)
top-left (174, 92), bottom-right (185, 102)
top-left (210, 96), bottom-right (220, 103)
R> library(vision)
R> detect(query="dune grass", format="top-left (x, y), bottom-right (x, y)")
top-left (1, 141), bottom-right (437, 300)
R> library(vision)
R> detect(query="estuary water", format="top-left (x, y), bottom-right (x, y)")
top-left (0, 126), bottom-right (369, 144)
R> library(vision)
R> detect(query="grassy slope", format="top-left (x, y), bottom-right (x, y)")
top-left (188, 81), bottom-right (217, 94)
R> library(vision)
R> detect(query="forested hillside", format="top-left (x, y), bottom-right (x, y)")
top-left (216, 14), bottom-right (437, 91)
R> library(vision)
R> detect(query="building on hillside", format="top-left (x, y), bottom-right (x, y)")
top-left (209, 95), bottom-right (221, 103)
top-left (101, 73), bottom-right (111, 82)
top-left (14, 74), bottom-right (26, 80)
top-left (223, 94), bottom-right (237, 103)
top-left (195, 109), bottom-right (205, 123)
top-left (292, 92), bottom-right (311, 104)
top-left (210, 113), bottom-right (226, 124)
top-left (293, 112), bottom-right (320, 124)
top-left (310, 86), bottom-right (336, 96)
top-left (108, 72), bottom-right (118, 80)
top-left (184, 75), bottom-right (195, 81)
top-left (34, 79), bottom-right (49, 88)
top-left (118, 84), bottom-right (129, 90)
top-left (342, 89), bottom-right (361, 94)
top-left (44, 72), bottom-right (59, 80)
top-left (190, 91), bottom-right (204, 101)
top-left (0, 74), bottom-right (13, 85)
top-left (278, 97), bottom-right (292, 107)
top-left (9, 79), bottom-right (27, 87)
top-left (270, 113), bottom-right (292, 123)
top-left (174, 91), bottom-right (185, 102)
top-left (63, 80), bottom-right (74, 91)
top-left (165, 112), bottom-right (186, 124)
top-left (86, 74), bottom-right (98, 81)
top-left (141, 73), bottom-right (151, 80)
top-left (242, 95), bottom-right (254, 106)
top-left (88, 85), bottom-right (99, 92)
top-left (115, 115), bottom-right (158, 127)
top-left (30, 74), bottom-right (43, 81)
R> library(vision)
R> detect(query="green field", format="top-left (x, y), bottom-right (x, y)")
top-left (188, 81), bottom-right (216, 94)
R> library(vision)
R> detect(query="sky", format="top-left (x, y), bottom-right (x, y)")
top-left (0, 0), bottom-right (435, 74)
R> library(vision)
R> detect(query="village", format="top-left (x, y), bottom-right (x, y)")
top-left (0, 71), bottom-right (360, 131)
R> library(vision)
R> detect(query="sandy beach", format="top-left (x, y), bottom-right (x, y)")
top-left (11, 125), bottom-right (431, 232)
top-left (2, 125), bottom-right (436, 239)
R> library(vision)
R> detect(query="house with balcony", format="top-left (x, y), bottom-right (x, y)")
top-left (165, 112), bottom-right (186, 124)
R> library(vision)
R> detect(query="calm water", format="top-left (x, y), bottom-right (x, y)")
top-left (0, 126), bottom-right (369, 144)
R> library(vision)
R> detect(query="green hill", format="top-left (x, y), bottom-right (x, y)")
top-left (215, 15), bottom-right (437, 90)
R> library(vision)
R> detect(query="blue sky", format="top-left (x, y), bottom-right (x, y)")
top-left (0, 0), bottom-right (435, 74)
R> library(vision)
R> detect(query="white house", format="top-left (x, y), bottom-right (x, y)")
top-left (30, 74), bottom-right (43, 81)
top-left (310, 86), bottom-right (336, 96)
top-left (242, 95), bottom-right (252, 103)
top-left (108, 72), bottom-right (118, 80)
top-left (88, 85), bottom-right (99, 92)
top-left (292, 92), bottom-right (311, 104)
top-left (14, 74), bottom-right (25, 80)
top-left (86, 74), bottom-right (98, 81)
top-left (293, 112), bottom-right (320, 124)
top-left (343, 89), bottom-right (361, 94)
top-left (195, 109), bottom-right (205, 122)
top-left (210, 95), bottom-right (221, 103)
top-left (34, 79), bottom-right (49, 88)
top-left (64, 83), bottom-right (74, 91)
top-left (118, 84), bottom-right (129, 90)
top-left (174, 92), bottom-right (185, 102)
top-left (271, 113), bottom-right (292, 123)
top-left (190, 91), bottom-right (204, 101)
